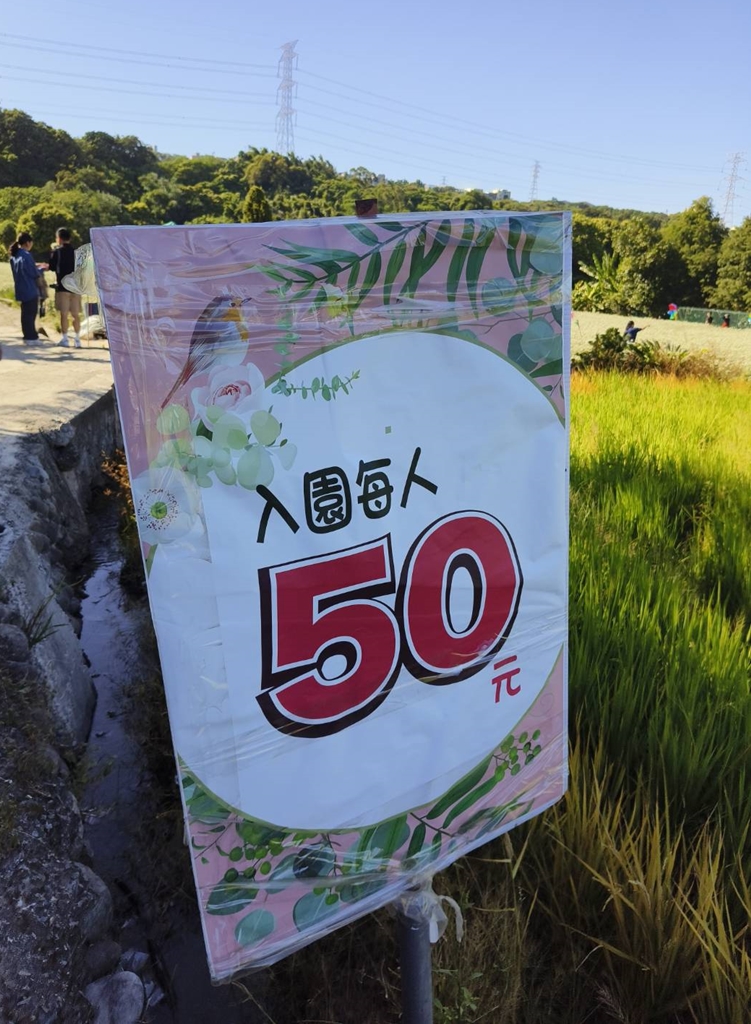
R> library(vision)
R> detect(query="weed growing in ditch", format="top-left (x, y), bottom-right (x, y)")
top-left (102, 450), bottom-right (144, 595)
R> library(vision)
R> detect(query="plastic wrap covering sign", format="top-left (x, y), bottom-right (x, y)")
top-left (91, 212), bottom-right (570, 981)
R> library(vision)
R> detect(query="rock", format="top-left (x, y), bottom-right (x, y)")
top-left (76, 862), bottom-right (113, 943)
top-left (0, 622), bottom-right (30, 662)
top-left (84, 971), bottom-right (145, 1024)
top-left (119, 949), bottom-right (150, 975)
top-left (84, 940), bottom-right (123, 982)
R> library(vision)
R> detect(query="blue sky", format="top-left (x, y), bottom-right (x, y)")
top-left (1, 0), bottom-right (748, 220)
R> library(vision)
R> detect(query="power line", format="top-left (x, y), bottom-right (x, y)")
top-left (0, 30), bottom-right (719, 176)
top-left (0, 32), bottom-right (276, 71)
top-left (276, 41), bottom-right (298, 155)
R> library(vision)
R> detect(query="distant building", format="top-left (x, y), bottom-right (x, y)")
top-left (487, 189), bottom-right (511, 202)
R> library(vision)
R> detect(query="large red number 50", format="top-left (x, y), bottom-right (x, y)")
top-left (257, 537), bottom-right (400, 737)
top-left (398, 511), bottom-right (522, 684)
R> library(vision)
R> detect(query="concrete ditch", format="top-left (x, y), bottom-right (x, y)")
top-left (0, 379), bottom-right (145, 1023)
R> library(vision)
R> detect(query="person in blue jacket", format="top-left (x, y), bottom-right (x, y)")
top-left (9, 232), bottom-right (48, 345)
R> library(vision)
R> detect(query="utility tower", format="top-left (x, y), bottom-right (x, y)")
top-left (720, 152), bottom-right (745, 228)
top-left (276, 41), bottom-right (298, 155)
top-left (529, 160), bottom-right (541, 201)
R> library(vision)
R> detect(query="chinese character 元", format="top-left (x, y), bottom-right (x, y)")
top-left (356, 458), bottom-right (393, 519)
top-left (492, 655), bottom-right (521, 703)
top-left (304, 467), bottom-right (352, 533)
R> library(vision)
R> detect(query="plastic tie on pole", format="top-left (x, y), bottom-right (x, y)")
top-left (395, 880), bottom-right (464, 944)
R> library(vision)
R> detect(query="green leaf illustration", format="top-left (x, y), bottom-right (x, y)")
top-left (293, 891), bottom-right (340, 931)
top-left (443, 776), bottom-right (499, 829)
top-left (338, 877), bottom-right (388, 903)
top-left (530, 358), bottom-right (563, 378)
top-left (270, 239), bottom-right (359, 263)
top-left (446, 218), bottom-right (475, 302)
top-left (425, 756), bottom-right (491, 820)
top-left (250, 410), bottom-right (282, 446)
top-left (235, 908), bottom-right (275, 947)
top-left (520, 318), bottom-right (559, 363)
top-left (466, 224), bottom-right (496, 313)
top-left (345, 223), bottom-right (380, 246)
top-left (383, 240), bottom-right (407, 305)
top-left (507, 219), bottom-right (523, 279)
top-left (401, 227), bottom-right (426, 298)
top-left (551, 304), bottom-right (563, 325)
top-left (187, 790), bottom-right (230, 824)
top-left (378, 221), bottom-right (407, 232)
top-left (353, 251), bottom-right (382, 310)
top-left (406, 822), bottom-right (427, 859)
top-left (348, 260), bottom-right (360, 291)
top-left (371, 814), bottom-right (410, 858)
top-left (508, 332), bottom-right (538, 373)
top-left (207, 882), bottom-right (258, 916)
top-left (293, 846), bottom-right (336, 879)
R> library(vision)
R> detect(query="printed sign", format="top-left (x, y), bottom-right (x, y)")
top-left (92, 211), bottom-right (570, 980)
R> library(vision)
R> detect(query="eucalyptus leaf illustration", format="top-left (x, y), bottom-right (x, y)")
top-left (235, 908), bottom-right (275, 947)
top-left (207, 881), bottom-right (258, 916)
top-left (292, 846), bottom-right (336, 879)
top-left (530, 358), bottom-right (563, 378)
top-left (338, 877), bottom-right (389, 904)
top-left (506, 331), bottom-right (536, 372)
top-left (520, 318), bottom-right (560, 363)
top-left (293, 890), bottom-right (340, 931)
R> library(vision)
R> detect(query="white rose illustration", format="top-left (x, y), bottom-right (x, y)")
top-left (191, 363), bottom-right (265, 431)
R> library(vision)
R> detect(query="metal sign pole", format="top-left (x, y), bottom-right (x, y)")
top-left (396, 899), bottom-right (434, 1024)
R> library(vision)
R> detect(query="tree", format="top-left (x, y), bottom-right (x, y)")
top-left (17, 188), bottom-right (125, 247)
top-left (241, 186), bottom-right (272, 223)
top-left (17, 200), bottom-right (76, 251)
top-left (572, 214), bottom-right (616, 287)
top-left (661, 197), bottom-right (727, 306)
top-left (0, 109), bottom-right (80, 188)
top-left (451, 189), bottom-right (493, 210)
top-left (611, 217), bottom-right (688, 316)
top-left (161, 155), bottom-right (226, 187)
top-left (127, 174), bottom-right (187, 224)
top-left (711, 218), bottom-right (751, 311)
top-left (244, 152), bottom-right (313, 196)
top-left (0, 219), bottom-right (17, 249)
top-left (79, 132), bottom-right (159, 201)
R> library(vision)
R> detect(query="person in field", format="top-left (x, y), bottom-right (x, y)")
top-left (624, 320), bottom-right (646, 343)
top-left (721, 313), bottom-right (730, 328)
top-left (48, 227), bottom-right (82, 348)
top-left (9, 232), bottom-right (48, 346)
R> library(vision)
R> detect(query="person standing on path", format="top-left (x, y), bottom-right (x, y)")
top-left (9, 232), bottom-right (48, 346)
top-left (48, 227), bottom-right (82, 348)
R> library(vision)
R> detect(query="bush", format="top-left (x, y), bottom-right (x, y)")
top-left (573, 327), bottom-right (742, 379)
